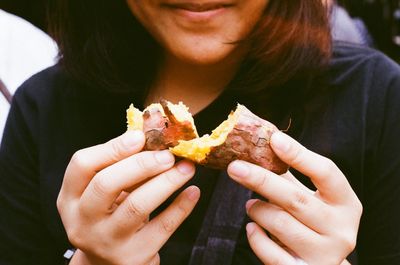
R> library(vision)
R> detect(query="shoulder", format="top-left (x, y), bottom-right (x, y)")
top-left (324, 43), bottom-right (400, 173)
top-left (15, 64), bottom-right (68, 91)
top-left (331, 41), bottom-right (396, 63)
top-left (329, 42), bottom-right (400, 87)
top-left (326, 42), bottom-right (400, 113)
top-left (13, 64), bottom-right (74, 107)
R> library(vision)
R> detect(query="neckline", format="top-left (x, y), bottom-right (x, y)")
top-left (193, 88), bottom-right (239, 136)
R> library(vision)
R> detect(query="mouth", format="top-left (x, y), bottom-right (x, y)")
top-left (162, 2), bottom-right (233, 22)
top-left (165, 2), bottom-right (233, 12)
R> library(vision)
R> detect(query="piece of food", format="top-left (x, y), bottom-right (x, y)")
top-left (126, 100), bottom-right (288, 174)
top-left (171, 104), bottom-right (288, 174)
top-left (127, 99), bottom-right (198, 150)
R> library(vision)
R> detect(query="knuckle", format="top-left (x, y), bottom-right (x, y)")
top-left (109, 138), bottom-right (125, 162)
top-left (357, 198), bottom-right (363, 211)
top-left (319, 206), bottom-right (334, 223)
top-left (177, 200), bottom-right (190, 217)
top-left (165, 170), bottom-right (181, 186)
top-left (135, 153), bottom-right (152, 171)
top-left (287, 190), bottom-right (309, 212)
top-left (354, 197), bottom-right (363, 217)
top-left (70, 150), bottom-right (91, 169)
top-left (332, 229), bottom-right (357, 254)
top-left (56, 196), bottom-right (64, 213)
top-left (125, 198), bottom-right (148, 220)
top-left (340, 233), bottom-right (357, 253)
top-left (288, 145), bottom-right (306, 168)
top-left (91, 175), bottom-right (110, 199)
top-left (158, 201), bottom-right (188, 234)
top-left (159, 217), bottom-right (178, 234)
top-left (271, 211), bottom-right (291, 234)
top-left (248, 170), bottom-right (269, 191)
top-left (321, 158), bottom-right (339, 177)
top-left (291, 232), bottom-right (308, 247)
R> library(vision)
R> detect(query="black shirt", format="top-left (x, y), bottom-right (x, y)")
top-left (1, 42), bottom-right (400, 265)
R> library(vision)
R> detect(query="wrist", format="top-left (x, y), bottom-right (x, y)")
top-left (69, 249), bottom-right (92, 265)
top-left (340, 259), bottom-right (351, 265)
top-left (69, 249), bottom-right (113, 265)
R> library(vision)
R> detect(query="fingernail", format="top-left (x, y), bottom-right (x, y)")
top-left (177, 161), bottom-right (194, 174)
top-left (246, 199), bottom-right (258, 212)
top-left (271, 132), bottom-right (290, 152)
top-left (246, 222), bottom-right (256, 236)
top-left (122, 130), bottom-right (144, 148)
top-left (186, 186), bottom-right (200, 201)
top-left (155, 150), bottom-right (175, 164)
top-left (229, 161), bottom-right (249, 178)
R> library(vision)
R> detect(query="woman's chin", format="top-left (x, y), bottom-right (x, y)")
top-left (165, 42), bottom-right (242, 66)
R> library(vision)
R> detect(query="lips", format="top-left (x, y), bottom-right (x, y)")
top-left (164, 2), bottom-right (233, 12)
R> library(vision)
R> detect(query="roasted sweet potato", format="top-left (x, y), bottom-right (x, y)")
top-left (127, 100), bottom-right (198, 150)
top-left (127, 101), bottom-right (288, 174)
top-left (171, 104), bottom-right (288, 174)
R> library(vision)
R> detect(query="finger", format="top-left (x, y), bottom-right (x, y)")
top-left (281, 171), bottom-right (314, 194)
top-left (246, 222), bottom-right (298, 265)
top-left (270, 131), bottom-right (353, 204)
top-left (79, 150), bottom-right (175, 215)
top-left (247, 200), bottom-right (321, 258)
top-left (62, 130), bottom-right (145, 198)
top-left (109, 191), bottom-right (130, 212)
top-left (114, 191), bottom-right (130, 206)
top-left (228, 161), bottom-right (332, 232)
top-left (132, 186), bottom-right (200, 257)
top-left (110, 160), bottom-right (196, 231)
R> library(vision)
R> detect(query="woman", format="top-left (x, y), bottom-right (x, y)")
top-left (0, 0), bottom-right (399, 264)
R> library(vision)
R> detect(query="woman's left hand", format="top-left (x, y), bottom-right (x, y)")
top-left (227, 132), bottom-right (362, 265)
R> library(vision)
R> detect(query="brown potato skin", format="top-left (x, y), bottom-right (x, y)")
top-left (142, 107), bottom-right (197, 151)
top-left (200, 106), bottom-right (289, 174)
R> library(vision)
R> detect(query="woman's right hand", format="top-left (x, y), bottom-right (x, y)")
top-left (57, 131), bottom-right (200, 265)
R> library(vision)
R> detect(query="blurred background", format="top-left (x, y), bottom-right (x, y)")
top-left (0, 0), bottom-right (57, 140)
top-left (338, 0), bottom-right (400, 61)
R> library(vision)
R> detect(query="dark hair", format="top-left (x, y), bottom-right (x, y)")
top-left (240, 0), bottom-right (331, 89)
top-left (48, 0), bottom-right (161, 99)
top-left (49, 0), bottom-right (331, 102)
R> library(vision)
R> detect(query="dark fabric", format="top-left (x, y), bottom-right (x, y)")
top-left (1, 42), bottom-right (400, 265)
top-left (188, 171), bottom-right (252, 265)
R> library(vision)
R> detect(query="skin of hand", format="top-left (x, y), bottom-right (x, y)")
top-left (227, 131), bottom-right (363, 265)
top-left (57, 130), bottom-right (200, 265)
